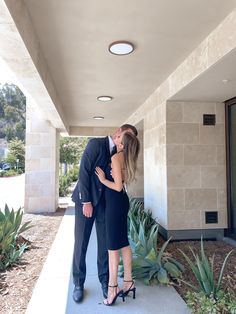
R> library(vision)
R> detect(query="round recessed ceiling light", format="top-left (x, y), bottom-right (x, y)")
top-left (97, 96), bottom-right (113, 101)
top-left (93, 116), bottom-right (104, 120)
top-left (222, 79), bottom-right (229, 84)
top-left (109, 41), bottom-right (134, 55)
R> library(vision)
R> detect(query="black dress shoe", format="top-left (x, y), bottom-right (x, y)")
top-left (101, 282), bottom-right (108, 298)
top-left (73, 285), bottom-right (84, 303)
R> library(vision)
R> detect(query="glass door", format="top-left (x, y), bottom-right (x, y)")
top-left (226, 98), bottom-right (236, 239)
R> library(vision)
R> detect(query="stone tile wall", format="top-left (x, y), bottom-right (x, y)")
top-left (144, 102), bottom-right (168, 228)
top-left (166, 101), bottom-right (227, 230)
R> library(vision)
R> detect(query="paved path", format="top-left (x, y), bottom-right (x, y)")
top-left (0, 174), bottom-right (25, 210)
top-left (26, 206), bottom-right (191, 314)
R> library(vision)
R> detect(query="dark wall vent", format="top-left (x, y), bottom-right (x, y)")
top-left (203, 114), bottom-right (216, 125)
top-left (205, 211), bottom-right (218, 224)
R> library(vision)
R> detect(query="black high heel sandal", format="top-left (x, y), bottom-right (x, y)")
top-left (123, 280), bottom-right (136, 299)
top-left (103, 284), bottom-right (125, 306)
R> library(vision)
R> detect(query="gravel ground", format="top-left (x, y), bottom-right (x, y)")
top-left (0, 208), bottom-right (65, 314)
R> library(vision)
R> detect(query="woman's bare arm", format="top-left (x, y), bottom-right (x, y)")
top-left (95, 155), bottom-right (123, 192)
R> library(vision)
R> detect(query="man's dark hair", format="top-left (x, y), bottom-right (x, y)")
top-left (120, 124), bottom-right (138, 136)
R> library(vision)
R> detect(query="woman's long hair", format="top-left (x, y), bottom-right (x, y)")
top-left (122, 132), bottom-right (140, 184)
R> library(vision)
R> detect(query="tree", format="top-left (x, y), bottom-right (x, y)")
top-left (60, 137), bottom-right (88, 174)
top-left (0, 83), bottom-right (26, 141)
top-left (6, 138), bottom-right (25, 170)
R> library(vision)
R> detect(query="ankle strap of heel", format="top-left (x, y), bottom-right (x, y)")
top-left (108, 284), bottom-right (118, 288)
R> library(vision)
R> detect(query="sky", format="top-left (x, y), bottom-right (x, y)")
top-left (0, 57), bottom-right (16, 85)
top-left (0, 56), bottom-right (28, 98)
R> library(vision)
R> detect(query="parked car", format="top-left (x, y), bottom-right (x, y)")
top-left (0, 162), bottom-right (11, 171)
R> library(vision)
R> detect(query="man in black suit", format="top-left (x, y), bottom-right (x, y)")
top-left (72, 124), bottom-right (138, 303)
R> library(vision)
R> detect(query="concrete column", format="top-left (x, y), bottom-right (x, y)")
top-left (24, 100), bottom-right (59, 213)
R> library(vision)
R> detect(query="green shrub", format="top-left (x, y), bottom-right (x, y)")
top-left (0, 205), bottom-right (32, 270)
top-left (59, 166), bottom-right (79, 197)
top-left (1, 169), bottom-right (19, 177)
top-left (67, 165), bottom-right (79, 182)
top-left (59, 175), bottom-right (70, 197)
top-left (186, 290), bottom-right (236, 314)
top-left (179, 237), bottom-right (233, 298)
top-left (6, 139), bottom-right (25, 171)
top-left (0, 171), bottom-right (6, 177)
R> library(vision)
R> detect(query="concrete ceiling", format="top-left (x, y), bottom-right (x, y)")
top-left (23, 0), bottom-right (236, 127)
top-left (171, 48), bottom-right (236, 103)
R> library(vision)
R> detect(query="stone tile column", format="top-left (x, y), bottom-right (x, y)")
top-left (143, 101), bottom-right (168, 229)
top-left (166, 101), bottom-right (227, 238)
top-left (24, 101), bottom-right (59, 212)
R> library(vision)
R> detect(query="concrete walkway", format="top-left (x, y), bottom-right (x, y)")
top-left (0, 174), bottom-right (25, 210)
top-left (26, 206), bottom-right (191, 314)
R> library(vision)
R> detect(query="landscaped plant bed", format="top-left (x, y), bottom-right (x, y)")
top-left (2, 201), bottom-right (234, 313)
top-left (0, 208), bottom-right (65, 314)
top-left (161, 237), bottom-right (236, 301)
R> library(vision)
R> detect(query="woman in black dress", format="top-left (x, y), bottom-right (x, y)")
top-left (95, 132), bottom-right (140, 306)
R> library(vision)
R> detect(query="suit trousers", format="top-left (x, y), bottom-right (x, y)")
top-left (72, 197), bottom-right (109, 287)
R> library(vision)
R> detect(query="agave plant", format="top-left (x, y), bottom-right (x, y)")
top-left (132, 236), bottom-right (184, 285)
top-left (128, 198), bottom-right (156, 240)
top-left (120, 215), bottom-right (184, 284)
top-left (179, 237), bottom-right (233, 298)
top-left (0, 204), bottom-right (32, 270)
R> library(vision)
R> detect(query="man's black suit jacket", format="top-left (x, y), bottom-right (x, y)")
top-left (72, 136), bottom-right (111, 207)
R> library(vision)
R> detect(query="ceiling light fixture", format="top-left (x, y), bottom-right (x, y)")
top-left (222, 79), bottom-right (229, 84)
top-left (109, 41), bottom-right (134, 55)
top-left (93, 116), bottom-right (104, 120)
top-left (97, 96), bottom-right (113, 101)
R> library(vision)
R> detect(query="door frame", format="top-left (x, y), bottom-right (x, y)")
top-left (225, 97), bottom-right (236, 238)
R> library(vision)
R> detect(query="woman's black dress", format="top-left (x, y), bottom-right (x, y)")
top-left (105, 164), bottom-right (130, 250)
